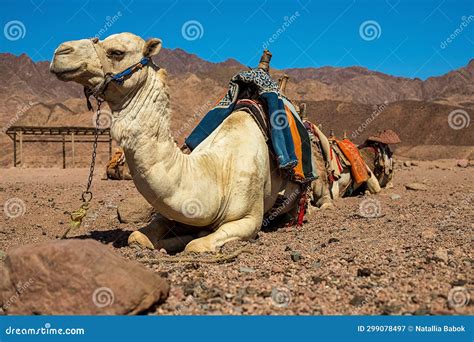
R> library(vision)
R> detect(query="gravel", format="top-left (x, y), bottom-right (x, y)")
top-left (0, 159), bottom-right (472, 315)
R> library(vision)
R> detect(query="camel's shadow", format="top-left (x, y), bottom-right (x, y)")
top-left (71, 228), bottom-right (132, 248)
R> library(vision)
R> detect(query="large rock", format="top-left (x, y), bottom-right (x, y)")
top-left (0, 239), bottom-right (169, 315)
top-left (117, 196), bottom-right (154, 224)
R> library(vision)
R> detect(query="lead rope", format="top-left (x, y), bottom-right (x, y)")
top-left (62, 99), bottom-right (103, 239)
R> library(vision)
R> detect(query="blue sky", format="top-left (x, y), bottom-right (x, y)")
top-left (0, 0), bottom-right (473, 79)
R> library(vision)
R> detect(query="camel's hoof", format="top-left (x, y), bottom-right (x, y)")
top-left (184, 239), bottom-right (214, 253)
top-left (128, 231), bottom-right (155, 250)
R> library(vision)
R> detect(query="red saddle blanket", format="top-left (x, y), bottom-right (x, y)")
top-left (336, 139), bottom-right (369, 184)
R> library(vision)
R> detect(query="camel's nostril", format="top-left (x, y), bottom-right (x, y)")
top-left (55, 45), bottom-right (74, 56)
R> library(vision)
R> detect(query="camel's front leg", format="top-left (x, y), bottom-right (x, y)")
top-left (311, 176), bottom-right (333, 209)
top-left (366, 170), bottom-right (381, 194)
top-left (128, 214), bottom-right (210, 252)
top-left (184, 216), bottom-right (261, 253)
top-left (128, 215), bottom-right (173, 249)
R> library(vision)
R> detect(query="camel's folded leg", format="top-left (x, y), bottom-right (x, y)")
top-left (128, 215), bottom-right (210, 252)
top-left (366, 171), bottom-right (381, 194)
top-left (184, 216), bottom-right (261, 253)
top-left (311, 177), bottom-right (333, 209)
top-left (128, 215), bottom-right (172, 249)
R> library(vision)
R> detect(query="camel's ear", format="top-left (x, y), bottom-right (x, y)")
top-left (143, 38), bottom-right (162, 57)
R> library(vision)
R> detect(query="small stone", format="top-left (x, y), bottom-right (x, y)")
top-left (284, 246), bottom-right (292, 252)
top-left (328, 238), bottom-right (340, 244)
top-left (411, 161), bottom-right (419, 166)
top-left (413, 308), bottom-right (431, 315)
top-left (357, 268), bottom-right (372, 277)
top-left (311, 276), bottom-right (324, 284)
top-left (233, 306), bottom-right (243, 313)
top-left (239, 266), bottom-right (256, 273)
top-left (450, 279), bottom-right (467, 286)
top-left (380, 304), bottom-right (400, 315)
top-left (290, 251), bottom-right (302, 262)
top-left (403, 161), bottom-right (411, 167)
top-left (271, 265), bottom-right (284, 273)
top-left (390, 194), bottom-right (401, 200)
top-left (434, 247), bottom-right (449, 263)
top-left (420, 228), bottom-right (436, 239)
top-left (349, 295), bottom-right (366, 307)
top-left (170, 287), bottom-right (185, 301)
top-left (405, 182), bottom-right (427, 191)
top-left (159, 248), bottom-right (167, 255)
top-left (183, 282), bottom-right (196, 296)
top-left (456, 159), bottom-right (469, 168)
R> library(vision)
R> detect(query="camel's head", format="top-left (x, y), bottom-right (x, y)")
top-left (50, 32), bottom-right (162, 104)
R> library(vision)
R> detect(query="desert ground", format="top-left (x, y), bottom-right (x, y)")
top-left (0, 158), bottom-right (472, 315)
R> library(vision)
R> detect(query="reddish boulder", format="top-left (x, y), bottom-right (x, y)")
top-left (0, 239), bottom-right (169, 315)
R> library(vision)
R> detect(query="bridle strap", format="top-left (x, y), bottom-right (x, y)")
top-left (84, 38), bottom-right (152, 109)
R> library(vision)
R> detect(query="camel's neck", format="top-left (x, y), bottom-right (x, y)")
top-left (110, 66), bottom-right (183, 199)
top-left (111, 66), bottom-right (173, 148)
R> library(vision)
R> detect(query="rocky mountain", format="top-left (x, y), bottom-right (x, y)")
top-left (0, 49), bottom-right (472, 167)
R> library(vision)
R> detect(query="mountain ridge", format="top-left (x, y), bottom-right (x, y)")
top-left (0, 49), bottom-right (472, 166)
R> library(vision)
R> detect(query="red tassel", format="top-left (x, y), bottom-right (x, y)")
top-left (296, 192), bottom-right (307, 227)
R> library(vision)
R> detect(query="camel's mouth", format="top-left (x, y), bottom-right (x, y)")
top-left (50, 63), bottom-right (84, 80)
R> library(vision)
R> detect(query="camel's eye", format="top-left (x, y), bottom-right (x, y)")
top-left (107, 50), bottom-right (124, 58)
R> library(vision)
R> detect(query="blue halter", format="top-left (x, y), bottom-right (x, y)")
top-left (109, 57), bottom-right (150, 84)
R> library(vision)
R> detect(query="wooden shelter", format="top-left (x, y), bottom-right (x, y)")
top-left (5, 126), bottom-right (112, 168)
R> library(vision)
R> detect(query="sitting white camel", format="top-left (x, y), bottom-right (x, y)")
top-left (51, 32), bottom-right (333, 252)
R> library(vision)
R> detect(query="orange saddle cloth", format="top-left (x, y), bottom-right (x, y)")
top-left (336, 139), bottom-right (369, 184)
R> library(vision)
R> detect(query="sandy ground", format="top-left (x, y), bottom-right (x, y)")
top-left (0, 159), bottom-right (472, 315)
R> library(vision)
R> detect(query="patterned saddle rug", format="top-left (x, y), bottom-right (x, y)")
top-left (185, 69), bottom-right (316, 183)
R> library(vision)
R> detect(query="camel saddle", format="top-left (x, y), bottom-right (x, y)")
top-left (335, 138), bottom-right (370, 184)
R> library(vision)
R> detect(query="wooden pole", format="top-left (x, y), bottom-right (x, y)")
top-left (278, 74), bottom-right (289, 94)
top-left (71, 132), bottom-right (75, 168)
top-left (62, 134), bottom-right (66, 169)
top-left (19, 131), bottom-right (23, 167)
top-left (257, 50), bottom-right (272, 72)
top-left (13, 130), bottom-right (17, 167)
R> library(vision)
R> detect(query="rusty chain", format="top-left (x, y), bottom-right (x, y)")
top-left (62, 99), bottom-right (103, 239)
